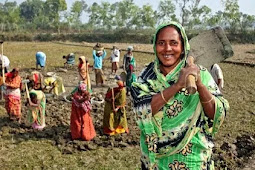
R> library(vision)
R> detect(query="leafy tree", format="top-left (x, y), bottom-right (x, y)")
top-left (126, 4), bottom-right (141, 29)
top-left (175, 0), bottom-right (190, 26)
top-left (115, 0), bottom-right (139, 28)
top-left (87, 2), bottom-right (115, 29)
top-left (19, 0), bottom-right (44, 23)
top-left (44, 0), bottom-right (67, 32)
top-left (156, 0), bottom-right (177, 25)
top-left (239, 13), bottom-right (255, 33)
top-left (0, 1), bottom-right (21, 31)
top-left (71, 0), bottom-right (87, 23)
top-left (97, 2), bottom-right (115, 29)
top-left (207, 11), bottom-right (224, 28)
top-left (87, 2), bottom-right (100, 28)
top-left (188, 2), bottom-right (211, 29)
top-left (174, 0), bottom-right (212, 29)
top-left (138, 5), bottom-right (156, 29)
top-left (65, 0), bottom-right (88, 32)
top-left (221, 0), bottom-right (240, 33)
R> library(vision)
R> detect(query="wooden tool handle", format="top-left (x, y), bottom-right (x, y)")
top-left (186, 56), bottom-right (197, 94)
top-left (25, 82), bottom-right (30, 100)
top-left (1, 43), bottom-right (4, 84)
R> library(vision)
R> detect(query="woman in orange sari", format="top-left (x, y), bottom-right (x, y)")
top-left (103, 76), bottom-right (128, 135)
top-left (70, 83), bottom-right (96, 141)
top-left (78, 56), bottom-right (91, 92)
top-left (4, 68), bottom-right (22, 121)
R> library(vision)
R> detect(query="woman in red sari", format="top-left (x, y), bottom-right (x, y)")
top-left (4, 68), bottom-right (22, 121)
top-left (70, 83), bottom-right (96, 141)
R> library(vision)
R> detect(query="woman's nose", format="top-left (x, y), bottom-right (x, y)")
top-left (165, 43), bottom-right (172, 51)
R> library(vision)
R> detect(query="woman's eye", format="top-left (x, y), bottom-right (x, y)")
top-left (157, 41), bottom-right (165, 46)
top-left (171, 41), bottom-right (178, 46)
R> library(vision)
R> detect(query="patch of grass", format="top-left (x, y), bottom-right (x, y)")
top-left (4, 41), bottom-right (153, 71)
top-left (0, 138), bottom-right (140, 169)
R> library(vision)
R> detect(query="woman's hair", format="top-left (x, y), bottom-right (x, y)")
top-left (11, 68), bottom-right (19, 73)
top-left (29, 93), bottom-right (37, 100)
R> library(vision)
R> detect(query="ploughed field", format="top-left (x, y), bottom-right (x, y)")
top-left (0, 42), bottom-right (254, 169)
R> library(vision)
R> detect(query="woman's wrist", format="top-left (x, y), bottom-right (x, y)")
top-left (196, 82), bottom-right (205, 91)
top-left (173, 82), bottom-right (183, 92)
top-left (160, 83), bottom-right (182, 103)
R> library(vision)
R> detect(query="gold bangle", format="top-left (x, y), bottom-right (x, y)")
top-left (160, 91), bottom-right (168, 103)
top-left (201, 96), bottom-right (214, 104)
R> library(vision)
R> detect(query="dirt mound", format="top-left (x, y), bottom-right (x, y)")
top-left (0, 93), bottom-right (140, 154)
top-left (213, 134), bottom-right (255, 169)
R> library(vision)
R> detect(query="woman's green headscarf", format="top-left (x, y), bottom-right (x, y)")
top-left (153, 21), bottom-right (190, 81)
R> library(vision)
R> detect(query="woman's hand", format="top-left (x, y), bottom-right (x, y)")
top-left (114, 107), bottom-right (119, 113)
top-left (176, 64), bottom-right (200, 88)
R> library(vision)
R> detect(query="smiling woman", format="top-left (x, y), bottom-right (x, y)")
top-left (155, 26), bottom-right (184, 75)
top-left (131, 21), bottom-right (229, 169)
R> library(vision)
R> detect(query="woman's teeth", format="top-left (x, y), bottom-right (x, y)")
top-left (164, 55), bottom-right (173, 58)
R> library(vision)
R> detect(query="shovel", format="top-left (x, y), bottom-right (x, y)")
top-left (186, 26), bottom-right (234, 94)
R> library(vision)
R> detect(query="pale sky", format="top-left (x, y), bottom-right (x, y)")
top-left (4, 0), bottom-right (255, 22)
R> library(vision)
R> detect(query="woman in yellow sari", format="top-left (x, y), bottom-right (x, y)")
top-left (103, 76), bottom-right (129, 135)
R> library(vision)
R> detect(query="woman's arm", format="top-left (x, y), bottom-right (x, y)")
top-left (74, 92), bottom-right (90, 103)
top-left (151, 84), bottom-right (182, 115)
top-left (196, 74), bottom-right (216, 119)
top-left (182, 64), bottom-right (216, 119)
top-left (101, 50), bottom-right (107, 59)
top-left (151, 64), bottom-right (215, 118)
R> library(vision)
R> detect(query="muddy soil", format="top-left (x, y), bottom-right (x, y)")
top-left (1, 66), bottom-right (140, 154)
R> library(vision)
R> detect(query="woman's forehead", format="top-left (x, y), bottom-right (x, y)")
top-left (157, 27), bottom-right (180, 40)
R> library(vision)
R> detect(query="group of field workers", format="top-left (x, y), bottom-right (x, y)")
top-left (0, 51), bottom-right (47, 129)
top-left (0, 21), bottom-right (229, 170)
top-left (71, 43), bottom-right (137, 139)
top-left (0, 44), bottom-right (137, 136)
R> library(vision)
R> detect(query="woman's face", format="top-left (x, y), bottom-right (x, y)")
top-left (156, 26), bottom-right (183, 71)
top-left (13, 70), bottom-right (19, 77)
top-left (79, 58), bottom-right (83, 64)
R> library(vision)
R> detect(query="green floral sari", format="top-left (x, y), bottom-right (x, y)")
top-left (28, 89), bottom-right (46, 126)
top-left (131, 21), bottom-right (229, 170)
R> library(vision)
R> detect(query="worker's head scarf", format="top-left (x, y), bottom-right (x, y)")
top-left (152, 21), bottom-right (190, 82)
top-left (78, 83), bottom-right (87, 92)
top-left (78, 56), bottom-right (87, 70)
top-left (115, 75), bottom-right (124, 88)
top-left (79, 56), bottom-right (86, 64)
top-left (127, 46), bottom-right (133, 52)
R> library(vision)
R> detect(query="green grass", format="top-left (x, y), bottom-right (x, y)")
top-left (4, 41), bottom-right (154, 70)
top-left (0, 138), bottom-right (140, 169)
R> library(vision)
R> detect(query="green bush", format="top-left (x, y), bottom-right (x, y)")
top-left (0, 33), bottom-right (33, 41)
top-left (34, 33), bottom-right (53, 41)
top-left (1, 30), bottom-right (255, 44)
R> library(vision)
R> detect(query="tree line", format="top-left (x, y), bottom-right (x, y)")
top-left (0, 0), bottom-right (255, 42)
